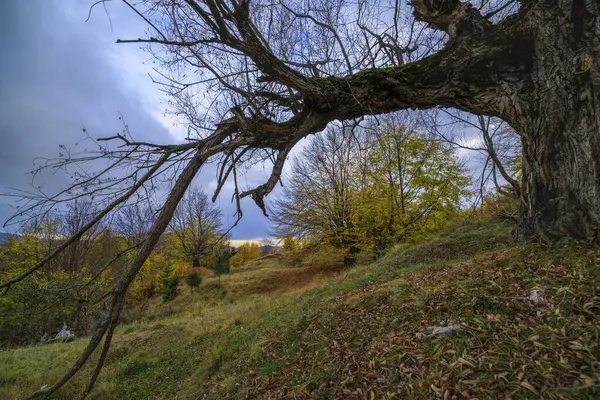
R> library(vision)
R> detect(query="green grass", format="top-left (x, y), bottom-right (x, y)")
top-left (2, 217), bottom-right (600, 399)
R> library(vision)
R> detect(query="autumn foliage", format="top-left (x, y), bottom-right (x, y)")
top-left (230, 242), bottom-right (261, 268)
top-left (272, 120), bottom-right (470, 264)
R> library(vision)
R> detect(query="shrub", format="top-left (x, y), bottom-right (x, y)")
top-left (159, 276), bottom-right (180, 302)
top-left (185, 271), bottom-right (202, 290)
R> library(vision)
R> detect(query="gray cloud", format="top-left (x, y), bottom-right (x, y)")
top-left (0, 0), bottom-right (272, 239)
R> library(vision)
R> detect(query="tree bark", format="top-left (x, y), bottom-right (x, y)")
top-left (515, 0), bottom-right (600, 241)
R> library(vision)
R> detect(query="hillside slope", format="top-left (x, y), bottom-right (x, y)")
top-left (1, 218), bottom-right (599, 399)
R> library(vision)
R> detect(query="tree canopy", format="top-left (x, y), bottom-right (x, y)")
top-left (272, 120), bottom-right (470, 261)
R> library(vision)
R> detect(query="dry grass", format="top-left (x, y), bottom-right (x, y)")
top-left (2, 217), bottom-right (599, 399)
top-left (0, 252), bottom-right (345, 399)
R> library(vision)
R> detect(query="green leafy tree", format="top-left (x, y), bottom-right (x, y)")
top-left (158, 263), bottom-right (181, 302)
top-left (282, 235), bottom-right (297, 251)
top-left (160, 275), bottom-right (181, 302)
top-left (208, 248), bottom-right (231, 286)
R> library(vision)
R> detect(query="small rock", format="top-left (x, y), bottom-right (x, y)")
top-left (529, 289), bottom-right (545, 305)
top-left (52, 323), bottom-right (75, 342)
top-left (425, 324), bottom-right (465, 338)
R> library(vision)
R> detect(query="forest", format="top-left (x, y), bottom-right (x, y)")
top-left (0, 0), bottom-right (599, 398)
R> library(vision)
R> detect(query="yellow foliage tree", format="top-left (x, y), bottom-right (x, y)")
top-left (229, 242), bottom-right (261, 267)
top-left (272, 120), bottom-right (471, 264)
top-left (282, 235), bottom-right (297, 251)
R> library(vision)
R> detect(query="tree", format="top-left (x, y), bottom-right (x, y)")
top-left (49, 199), bottom-right (106, 275)
top-left (282, 235), bottom-right (297, 251)
top-left (4, 0), bottom-right (599, 396)
top-left (0, 208), bottom-right (125, 346)
top-left (272, 121), bottom-right (469, 260)
top-left (93, 0), bottom-right (596, 241)
top-left (159, 274), bottom-right (181, 302)
top-left (184, 271), bottom-right (203, 291)
top-left (357, 119), bottom-right (470, 253)
top-left (419, 109), bottom-right (521, 208)
top-left (169, 188), bottom-right (224, 267)
top-left (113, 203), bottom-right (156, 246)
top-left (272, 125), bottom-right (362, 264)
top-left (207, 247), bottom-right (232, 286)
top-left (229, 242), bottom-right (261, 267)
top-left (96, 0), bottom-right (597, 242)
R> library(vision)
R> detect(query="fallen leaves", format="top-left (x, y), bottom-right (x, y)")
top-left (214, 228), bottom-right (600, 399)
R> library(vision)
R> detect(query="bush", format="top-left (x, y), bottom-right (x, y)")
top-left (159, 276), bottom-right (181, 302)
top-left (185, 271), bottom-right (202, 290)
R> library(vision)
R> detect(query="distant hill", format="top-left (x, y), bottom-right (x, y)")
top-left (259, 245), bottom-right (281, 256)
top-left (228, 240), bottom-right (282, 255)
top-left (229, 239), bottom-right (262, 248)
top-left (0, 232), bottom-right (10, 245)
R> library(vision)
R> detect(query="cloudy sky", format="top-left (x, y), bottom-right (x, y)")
top-left (0, 0), bottom-right (278, 240)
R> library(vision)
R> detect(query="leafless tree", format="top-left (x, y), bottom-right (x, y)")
top-left (271, 125), bottom-right (360, 264)
top-left (1, 0), bottom-right (598, 396)
top-left (113, 202), bottom-right (156, 246)
top-left (169, 187), bottom-right (223, 266)
top-left (58, 199), bottom-right (105, 274)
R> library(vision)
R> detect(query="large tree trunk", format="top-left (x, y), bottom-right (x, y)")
top-left (518, 106), bottom-right (600, 241)
top-left (515, 0), bottom-right (600, 241)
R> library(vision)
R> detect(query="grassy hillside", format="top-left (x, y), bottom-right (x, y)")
top-left (1, 218), bottom-right (600, 399)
